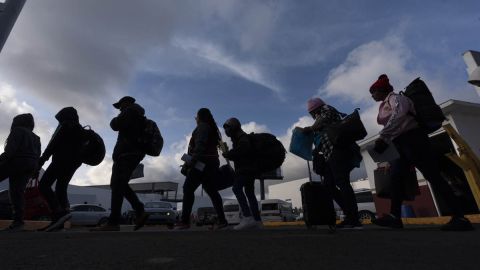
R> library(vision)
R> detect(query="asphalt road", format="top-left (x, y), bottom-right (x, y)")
top-left (0, 225), bottom-right (479, 270)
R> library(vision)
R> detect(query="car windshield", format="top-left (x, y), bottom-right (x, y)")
top-left (262, 203), bottom-right (278, 211)
top-left (145, 202), bottom-right (171, 209)
top-left (224, 205), bottom-right (239, 212)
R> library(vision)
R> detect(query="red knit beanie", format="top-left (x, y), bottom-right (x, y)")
top-left (369, 74), bottom-right (394, 93)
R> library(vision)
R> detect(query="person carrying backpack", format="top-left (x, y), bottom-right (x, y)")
top-left (370, 74), bottom-right (473, 231)
top-left (222, 118), bottom-right (262, 230)
top-left (296, 98), bottom-right (363, 229)
top-left (175, 108), bottom-right (228, 230)
top-left (38, 107), bottom-right (84, 232)
top-left (0, 113), bottom-right (41, 232)
top-left (92, 96), bottom-right (149, 231)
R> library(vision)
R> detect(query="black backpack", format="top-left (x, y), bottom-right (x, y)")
top-left (402, 78), bottom-right (446, 133)
top-left (326, 109), bottom-right (367, 145)
top-left (138, 118), bottom-right (164, 157)
top-left (80, 126), bottom-right (106, 166)
top-left (249, 133), bottom-right (286, 174)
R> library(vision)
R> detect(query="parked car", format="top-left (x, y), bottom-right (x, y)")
top-left (70, 204), bottom-right (109, 226)
top-left (195, 207), bottom-right (217, 226)
top-left (128, 201), bottom-right (176, 228)
top-left (260, 199), bottom-right (296, 222)
top-left (224, 200), bottom-right (242, 225)
top-left (338, 189), bottom-right (377, 222)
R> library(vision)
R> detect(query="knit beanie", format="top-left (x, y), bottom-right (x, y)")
top-left (307, 98), bottom-right (326, 113)
top-left (369, 74), bottom-right (394, 93)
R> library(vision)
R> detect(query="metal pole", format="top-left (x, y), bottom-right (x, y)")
top-left (0, 0), bottom-right (27, 53)
top-left (260, 179), bottom-right (265, 200)
top-left (307, 161), bottom-right (313, 182)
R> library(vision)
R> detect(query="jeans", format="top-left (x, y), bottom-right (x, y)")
top-left (391, 128), bottom-right (464, 217)
top-left (39, 160), bottom-right (82, 214)
top-left (323, 150), bottom-right (359, 222)
top-left (181, 160), bottom-right (226, 224)
top-left (0, 159), bottom-right (36, 224)
top-left (232, 174), bottom-right (261, 221)
top-left (109, 154), bottom-right (145, 224)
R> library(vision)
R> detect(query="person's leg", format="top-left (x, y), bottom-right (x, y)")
top-left (8, 173), bottom-right (29, 225)
top-left (120, 157), bottom-right (145, 215)
top-left (180, 169), bottom-right (201, 224)
top-left (232, 174), bottom-right (252, 218)
top-left (54, 162), bottom-right (82, 212)
top-left (108, 155), bottom-right (144, 225)
top-left (39, 162), bottom-right (61, 214)
top-left (388, 158), bottom-right (410, 218)
top-left (243, 176), bottom-right (261, 221)
top-left (323, 166), bottom-right (346, 212)
top-left (202, 163), bottom-right (226, 224)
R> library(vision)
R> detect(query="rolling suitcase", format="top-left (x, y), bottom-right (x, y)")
top-left (300, 161), bottom-right (336, 231)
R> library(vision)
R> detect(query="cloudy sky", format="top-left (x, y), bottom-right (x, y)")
top-left (1, 0), bottom-right (479, 195)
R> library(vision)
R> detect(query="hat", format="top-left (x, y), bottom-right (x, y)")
top-left (113, 96), bottom-right (135, 109)
top-left (223, 118), bottom-right (241, 129)
top-left (307, 98), bottom-right (326, 113)
top-left (370, 74), bottom-right (394, 93)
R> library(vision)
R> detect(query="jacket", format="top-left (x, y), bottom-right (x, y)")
top-left (111, 103), bottom-right (146, 161)
top-left (41, 107), bottom-right (83, 164)
top-left (224, 132), bottom-right (255, 174)
top-left (188, 122), bottom-right (219, 165)
top-left (378, 92), bottom-right (418, 142)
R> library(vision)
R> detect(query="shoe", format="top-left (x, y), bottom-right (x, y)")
top-left (441, 217), bottom-right (475, 231)
top-left (372, 214), bottom-right (403, 229)
top-left (1, 222), bottom-right (25, 232)
top-left (90, 223), bottom-right (120, 232)
top-left (337, 220), bottom-right (363, 230)
top-left (233, 217), bottom-right (256, 230)
top-left (254, 220), bottom-right (264, 229)
top-left (174, 222), bottom-right (191, 230)
top-left (134, 212), bottom-right (150, 231)
top-left (214, 220), bottom-right (229, 231)
top-left (37, 220), bottom-right (56, 232)
top-left (45, 212), bottom-right (72, 232)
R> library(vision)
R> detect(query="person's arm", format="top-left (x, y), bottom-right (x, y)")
top-left (379, 95), bottom-right (413, 142)
top-left (40, 125), bottom-right (63, 163)
top-left (224, 136), bottom-right (252, 161)
top-left (1, 128), bottom-right (23, 162)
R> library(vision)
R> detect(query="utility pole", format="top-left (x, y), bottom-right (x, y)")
top-left (0, 0), bottom-right (27, 53)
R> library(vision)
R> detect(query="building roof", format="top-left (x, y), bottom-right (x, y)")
top-left (89, 181), bottom-right (179, 194)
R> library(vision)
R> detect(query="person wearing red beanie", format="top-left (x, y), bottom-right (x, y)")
top-left (369, 74), bottom-right (473, 231)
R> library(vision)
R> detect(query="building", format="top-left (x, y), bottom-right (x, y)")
top-left (0, 0), bottom-right (26, 53)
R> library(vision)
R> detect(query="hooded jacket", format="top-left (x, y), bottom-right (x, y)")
top-left (40, 107), bottom-right (83, 164)
top-left (224, 131), bottom-right (255, 174)
top-left (0, 113), bottom-right (41, 170)
top-left (188, 122), bottom-right (219, 165)
top-left (110, 103), bottom-right (146, 161)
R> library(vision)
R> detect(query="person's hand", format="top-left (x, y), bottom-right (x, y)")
top-left (374, 138), bottom-right (389, 154)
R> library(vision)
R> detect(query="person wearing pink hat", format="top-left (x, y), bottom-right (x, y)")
top-left (297, 98), bottom-right (363, 229)
top-left (370, 74), bottom-right (473, 231)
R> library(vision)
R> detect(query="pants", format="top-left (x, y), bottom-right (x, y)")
top-left (109, 154), bottom-right (145, 224)
top-left (181, 160), bottom-right (226, 224)
top-left (0, 159), bottom-right (36, 224)
top-left (39, 160), bottom-right (82, 215)
top-left (391, 128), bottom-right (464, 217)
top-left (232, 174), bottom-right (261, 221)
top-left (323, 150), bottom-right (359, 222)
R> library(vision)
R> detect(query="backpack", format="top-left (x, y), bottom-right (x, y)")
top-left (402, 77), bottom-right (446, 133)
top-left (138, 118), bottom-right (164, 157)
top-left (80, 126), bottom-right (106, 166)
top-left (326, 109), bottom-right (367, 145)
top-left (249, 133), bottom-right (286, 174)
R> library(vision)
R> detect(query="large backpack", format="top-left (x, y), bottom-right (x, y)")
top-left (326, 109), bottom-right (367, 145)
top-left (249, 133), bottom-right (286, 174)
top-left (80, 126), bottom-right (106, 166)
top-left (138, 118), bottom-right (164, 157)
top-left (402, 77), bottom-right (446, 133)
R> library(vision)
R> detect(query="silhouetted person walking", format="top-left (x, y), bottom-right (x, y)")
top-left (175, 108), bottom-right (227, 230)
top-left (92, 96), bottom-right (149, 231)
top-left (0, 113), bottom-right (41, 232)
top-left (38, 107), bottom-right (84, 232)
top-left (370, 74), bottom-right (473, 231)
top-left (222, 118), bottom-right (262, 230)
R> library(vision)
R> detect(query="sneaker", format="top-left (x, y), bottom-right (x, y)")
top-left (174, 222), bottom-right (191, 230)
top-left (233, 217), bottom-right (256, 230)
top-left (37, 220), bottom-right (56, 232)
top-left (213, 220), bottom-right (229, 231)
top-left (90, 223), bottom-right (121, 232)
top-left (441, 217), bottom-right (475, 231)
top-left (1, 222), bottom-right (25, 232)
top-left (337, 220), bottom-right (363, 230)
top-left (45, 212), bottom-right (72, 232)
top-left (372, 214), bottom-right (403, 229)
top-left (134, 212), bottom-right (150, 231)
